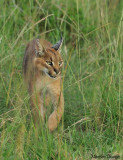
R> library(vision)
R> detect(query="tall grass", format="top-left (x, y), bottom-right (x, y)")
top-left (0, 0), bottom-right (123, 159)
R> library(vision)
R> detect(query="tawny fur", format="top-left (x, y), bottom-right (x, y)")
top-left (23, 39), bottom-right (64, 131)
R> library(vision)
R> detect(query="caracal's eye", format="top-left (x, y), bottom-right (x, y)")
top-left (59, 61), bottom-right (63, 66)
top-left (46, 61), bottom-right (53, 66)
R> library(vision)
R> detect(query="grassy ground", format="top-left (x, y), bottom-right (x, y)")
top-left (0, 0), bottom-right (123, 159)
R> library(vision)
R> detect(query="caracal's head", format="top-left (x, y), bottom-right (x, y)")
top-left (34, 37), bottom-right (63, 79)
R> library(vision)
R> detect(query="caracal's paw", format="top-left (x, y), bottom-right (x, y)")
top-left (48, 113), bottom-right (58, 132)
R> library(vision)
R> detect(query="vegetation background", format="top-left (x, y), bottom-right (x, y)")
top-left (0, 0), bottom-right (123, 159)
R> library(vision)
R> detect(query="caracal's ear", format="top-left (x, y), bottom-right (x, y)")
top-left (35, 39), bottom-right (45, 56)
top-left (52, 36), bottom-right (63, 52)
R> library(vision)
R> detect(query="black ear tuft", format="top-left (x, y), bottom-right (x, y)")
top-left (52, 36), bottom-right (63, 51)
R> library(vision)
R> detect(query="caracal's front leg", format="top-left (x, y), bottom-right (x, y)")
top-left (30, 88), bottom-right (45, 126)
top-left (48, 87), bottom-right (64, 131)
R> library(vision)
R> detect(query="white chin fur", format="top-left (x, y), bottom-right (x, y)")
top-left (42, 68), bottom-right (49, 74)
top-left (42, 68), bottom-right (56, 79)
